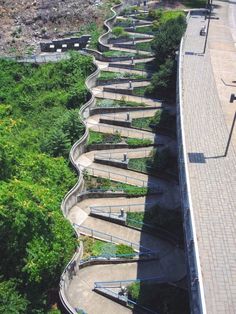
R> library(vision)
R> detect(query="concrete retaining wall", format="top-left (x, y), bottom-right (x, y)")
top-left (99, 117), bottom-right (132, 127)
top-left (90, 106), bottom-right (160, 115)
top-left (103, 86), bottom-right (134, 95)
top-left (109, 36), bottom-right (150, 44)
top-left (40, 35), bottom-right (90, 52)
top-left (176, 26), bottom-right (205, 314)
top-left (97, 78), bottom-right (150, 86)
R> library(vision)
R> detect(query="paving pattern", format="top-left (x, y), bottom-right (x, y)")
top-left (181, 3), bottom-right (236, 313)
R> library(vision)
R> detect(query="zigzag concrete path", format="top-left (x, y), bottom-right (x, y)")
top-left (65, 5), bottom-right (186, 313)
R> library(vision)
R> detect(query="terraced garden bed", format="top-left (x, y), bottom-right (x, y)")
top-left (96, 98), bottom-right (147, 108)
top-left (131, 110), bottom-right (176, 132)
top-left (98, 71), bottom-right (146, 81)
top-left (135, 41), bottom-right (153, 52)
top-left (103, 50), bottom-right (143, 57)
top-left (88, 131), bottom-right (152, 147)
top-left (128, 147), bottom-right (178, 176)
top-left (127, 281), bottom-right (189, 313)
top-left (126, 205), bottom-right (183, 240)
top-left (131, 26), bottom-right (154, 35)
top-left (83, 175), bottom-right (150, 196)
top-left (133, 60), bottom-right (155, 71)
top-left (81, 236), bottom-right (135, 259)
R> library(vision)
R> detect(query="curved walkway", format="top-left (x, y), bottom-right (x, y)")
top-left (64, 5), bottom-right (186, 314)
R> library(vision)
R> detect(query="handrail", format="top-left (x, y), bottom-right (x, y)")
top-left (80, 250), bottom-right (158, 264)
top-left (88, 120), bottom-right (154, 139)
top-left (59, 1), bottom-right (185, 312)
top-left (84, 165), bottom-right (162, 190)
top-left (94, 276), bottom-right (170, 288)
top-left (94, 148), bottom-right (153, 161)
top-left (74, 223), bottom-right (156, 254)
top-left (90, 202), bottom-right (155, 213)
top-left (59, 52), bottom-right (101, 314)
top-left (96, 109), bottom-right (158, 122)
top-left (0, 52), bottom-right (70, 63)
top-left (94, 286), bottom-right (158, 314)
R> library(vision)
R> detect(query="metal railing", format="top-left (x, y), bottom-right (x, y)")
top-left (84, 165), bottom-right (161, 189)
top-left (97, 109), bottom-right (158, 122)
top-left (90, 207), bottom-right (150, 230)
top-left (73, 224), bottom-right (155, 253)
top-left (80, 250), bottom-right (158, 264)
top-left (94, 286), bottom-right (157, 314)
top-left (94, 276), bottom-right (170, 288)
top-left (94, 148), bottom-right (153, 161)
top-left (1, 52), bottom-right (70, 63)
top-left (94, 86), bottom-right (160, 104)
top-left (90, 202), bottom-right (155, 214)
top-left (88, 121), bottom-right (154, 140)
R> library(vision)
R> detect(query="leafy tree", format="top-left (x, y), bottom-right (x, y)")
top-left (0, 54), bottom-right (90, 312)
top-left (0, 279), bottom-right (28, 314)
top-left (145, 58), bottom-right (176, 99)
top-left (41, 128), bottom-right (71, 158)
top-left (152, 15), bottom-right (186, 66)
top-left (0, 143), bottom-right (12, 180)
top-left (59, 110), bottom-right (85, 144)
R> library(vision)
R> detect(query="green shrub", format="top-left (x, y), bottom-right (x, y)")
top-left (116, 244), bottom-right (135, 256)
top-left (84, 175), bottom-right (149, 196)
top-left (152, 15), bottom-right (186, 65)
top-left (128, 282), bottom-right (140, 300)
top-left (145, 58), bottom-right (176, 99)
top-left (96, 98), bottom-right (146, 108)
top-left (126, 138), bottom-right (152, 147)
top-left (127, 206), bottom-right (183, 240)
top-left (88, 131), bottom-right (122, 145)
top-left (0, 279), bottom-right (28, 314)
top-left (82, 236), bottom-right (134, 258)
top-left (127, 281), bottom-right (190, 313)
top-left (112, 26), bottom-right (126, 37)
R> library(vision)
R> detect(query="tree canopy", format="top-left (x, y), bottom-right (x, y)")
top-left (0, 52), bottom-right (93, 312)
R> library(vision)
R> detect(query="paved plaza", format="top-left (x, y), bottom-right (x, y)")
top-left (181, 1), bottom-right (236, 313)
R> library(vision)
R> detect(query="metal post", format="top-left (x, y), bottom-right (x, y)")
top-left (203, 3), bottom-right (212, 54)
top-left (224, 112), bottom-right (236, 157)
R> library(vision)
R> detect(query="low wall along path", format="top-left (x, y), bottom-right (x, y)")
top-left (59, 1), bottom-right (187, 313)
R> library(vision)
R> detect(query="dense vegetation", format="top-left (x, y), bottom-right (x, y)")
top-left (146, 12), bottom-right (187, 100)
top-left (0, 53), bottom-right (94, 313)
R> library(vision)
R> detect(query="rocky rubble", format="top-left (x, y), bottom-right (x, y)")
top-left (0, 0), bottom-right (105, 56)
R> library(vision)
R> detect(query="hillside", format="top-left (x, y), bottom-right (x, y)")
top-left (0, 0), bottom-right (107, 56)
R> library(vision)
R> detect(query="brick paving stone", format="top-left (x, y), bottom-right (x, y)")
top-left (181, 3), bottom-right (236, 313)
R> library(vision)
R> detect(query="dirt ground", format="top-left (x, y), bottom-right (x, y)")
top-left (0, 0), bottom-right (107, 56)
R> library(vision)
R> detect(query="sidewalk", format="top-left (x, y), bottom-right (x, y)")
top-left (181, 4), bottom-right (236, 313)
